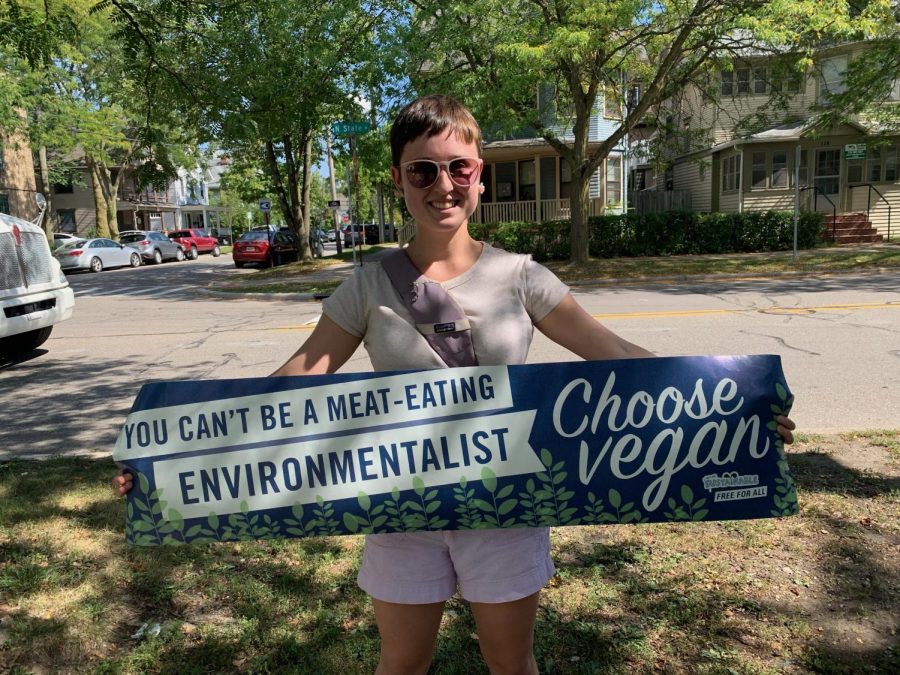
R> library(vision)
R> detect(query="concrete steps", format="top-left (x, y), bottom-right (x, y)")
top-left (822, 214), bottom-right (884, 244)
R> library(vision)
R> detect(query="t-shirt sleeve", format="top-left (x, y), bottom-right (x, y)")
top-left (322, 268), bottom-right (367, 338)
top-left (524, 256), bottom-right (570, 322)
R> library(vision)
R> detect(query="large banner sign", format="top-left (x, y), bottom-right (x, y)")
top-left (114, 355), bottom-right (798, 546)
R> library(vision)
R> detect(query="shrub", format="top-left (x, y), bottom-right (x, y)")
top-left (471, 210), bottom-right (824, 260)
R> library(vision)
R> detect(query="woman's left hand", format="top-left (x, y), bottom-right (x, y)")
top-left (776, 415), bottom-right (796, 444)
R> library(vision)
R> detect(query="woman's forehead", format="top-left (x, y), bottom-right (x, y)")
top-left (401, 129), bottom-right (479, 159)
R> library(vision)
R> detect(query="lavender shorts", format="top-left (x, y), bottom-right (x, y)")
top-left (357, 527), bottom-right (555, 604)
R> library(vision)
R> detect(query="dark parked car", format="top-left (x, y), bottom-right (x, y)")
top-left (343, 223), bottom-right (380, 247)
top-left (119, 230), bottom-right (185, 264)
top-left (232, 230), bottom-right (298, 268)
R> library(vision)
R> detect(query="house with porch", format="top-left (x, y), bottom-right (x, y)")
top-left (43, 153), bottom-right (229, 237)
top-left (665, 41), bottom-right (899, 242)
top-left (470, 91), bottom-right (628, 225)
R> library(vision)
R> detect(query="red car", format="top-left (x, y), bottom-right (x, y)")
top-left (232, 230), bottom-right (298, 268)
top-left (166, 228), bottom-right (221, 259)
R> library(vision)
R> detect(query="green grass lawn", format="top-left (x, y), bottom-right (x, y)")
top-left (1, 432), bottom-right (897, 674)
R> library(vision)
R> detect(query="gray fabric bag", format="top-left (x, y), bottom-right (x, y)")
top-left (381, 249), bottom-right (479, 368)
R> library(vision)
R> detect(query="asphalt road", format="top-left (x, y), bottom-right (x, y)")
top-left (1, 252), bottom-right (898, 459)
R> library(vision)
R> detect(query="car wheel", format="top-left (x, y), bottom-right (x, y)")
top-left (130, 253), bottom-right (142, 268)
top-left (234, 261), bottom-right (244, 269)
top-left (189, 246), bottom-right (199, 260)
top-left (269, 252), bottom-right (279, 267)
top-left (89, 257), bottom-right (103, 273)
top-left (0, 326), bottom-right (53, 358)
top-left (212, 245), bottom-right (221, 257)
top-left (152, 249), bottom-right (163, 264)
top-left (175, 247), bottom-right (185, 262)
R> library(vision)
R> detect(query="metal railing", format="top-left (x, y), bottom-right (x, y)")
top-left (799, 186), bottom-right (836, 239)
top-left (848, 183), bottom-right (892, 241)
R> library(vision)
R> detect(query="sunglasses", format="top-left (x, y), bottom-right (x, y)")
top-left (399, 157), bottom-right (482, 190)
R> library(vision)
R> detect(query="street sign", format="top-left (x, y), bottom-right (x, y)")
top-left (327, 200), bottom-right (341, 208)
top-left (258, 199), bottom-right (271, 212)
top-left (844, 144), bottom-right (866, 160)
top-left (332, 121), bottom-right (371, 136)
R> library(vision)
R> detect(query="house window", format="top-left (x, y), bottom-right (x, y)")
top-left (0, 193), bottom-right (9, 214)
top-left (560, 159), bottom-right (572, 200)
top-left (52, 182), bottom-right (74, 194)
top-left (606, 155), bottom-right (622, 205)
top-left (603, 90), bottom-right (622, 119)
top-left (751, 152), bottom-right (767, 189)
top-left (753, 68), bottom-right (767, 94)
top-left (481, 165), bottom-right (493, 203)
top-left (722, 154), bottom-right (740, 192)
top-left (885, 147), bottom-right (898, 182)
top-left (57, 209), bottom-right (76, 232)
top-left (771, 151), bottom-right (788, 188)
top-left (0, 147), bottom-right (5, 171)
top-left (495, 162), bottom-right (515, 202)
top-left (721, 68), bottom-right (750, 96)
top-left (847, 159), bottom-right (864, 184)
top-left (798, 150), bottom-right (808, 187)
top-left (720, 70), bottom-right (733, 96)
top-left (736, 68), bottom-right (751, 94)
top-left (819, 56), bottom-right (847, 100)
top-left (867, 148), bottom-right (881, 182)
top-left (868, 146), bottom-right (898, 183)
top-left (518, 160), bottom-right (536, 201)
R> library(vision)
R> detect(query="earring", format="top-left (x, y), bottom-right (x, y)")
top-left (478, 183), bottom-right (485, 194)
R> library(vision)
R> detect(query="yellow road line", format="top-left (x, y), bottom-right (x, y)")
top-left (271, 302), bottom-right (899, 330)
top-left (592, 301), bottom-right (899, 320)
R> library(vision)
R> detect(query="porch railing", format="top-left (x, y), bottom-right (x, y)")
top-left (849, 183), bottom-right (892, 241)
top-left (471, 198), bottom-right (605, 224)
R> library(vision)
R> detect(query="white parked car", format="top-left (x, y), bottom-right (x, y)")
top-left (55, 237), bottom-right (142, 273)
top-left (0, 212), bottom-right (75, 357)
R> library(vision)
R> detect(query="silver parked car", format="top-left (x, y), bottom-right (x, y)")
top-left (119, 230), bottom-right (185, 264)
top-left (55, 238), bottom-right (142, 273)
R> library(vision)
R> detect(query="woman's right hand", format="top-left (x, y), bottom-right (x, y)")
top-left (112, 472), bottom-right (133, 497)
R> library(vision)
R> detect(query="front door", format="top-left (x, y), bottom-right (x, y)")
top-left (813, 148), bottom-right (840, 214)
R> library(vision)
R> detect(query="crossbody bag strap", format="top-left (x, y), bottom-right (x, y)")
top-left (381, 249), bottom-right (479, 367)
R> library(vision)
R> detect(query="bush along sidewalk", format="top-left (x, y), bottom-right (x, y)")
top-left (469, 210), bottom-right (825, 261)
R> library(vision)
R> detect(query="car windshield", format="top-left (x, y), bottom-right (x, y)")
top-left (57, 239), bottom-right (87, 250)
top-left (168, 232), bottom-right (187, 238)
top-left (120, 234), bottom-right (146, 243)
top-left (239, 232), bottom-right (269, 241)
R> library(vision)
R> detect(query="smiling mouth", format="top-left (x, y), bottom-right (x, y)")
top-left (430, 200), bottom-right (458, 209)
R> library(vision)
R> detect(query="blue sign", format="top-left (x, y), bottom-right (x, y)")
top-left (114, 356), bottom-right (797, 546)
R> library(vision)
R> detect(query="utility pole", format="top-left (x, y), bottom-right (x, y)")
top-left (326, 130), bottom-right (343, 255)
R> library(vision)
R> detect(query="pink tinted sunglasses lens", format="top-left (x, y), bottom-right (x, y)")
top-left (405, 159), bottom-right (479, 189)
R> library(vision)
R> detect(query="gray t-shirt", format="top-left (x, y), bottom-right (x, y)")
top-left (323, 243), bottom-right (569, 371)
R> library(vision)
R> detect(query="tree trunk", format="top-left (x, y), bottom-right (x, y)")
top-left (569, 169), bottom-right (592, 264)
top-left (299, 134), bottom-right (313, 260)
top-left (86, 155), bottom-right (110, 237)
top-left (37, 146), bottom-right (54, 237)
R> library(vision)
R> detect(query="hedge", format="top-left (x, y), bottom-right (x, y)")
top-left (468, 210), bottom-right (825, 261)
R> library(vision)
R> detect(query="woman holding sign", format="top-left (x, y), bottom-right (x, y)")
top-left (115, 95), bottom-right (794, 675)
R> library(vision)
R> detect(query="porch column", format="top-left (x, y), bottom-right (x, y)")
top-left (534, 152), bottom-right (541, 222)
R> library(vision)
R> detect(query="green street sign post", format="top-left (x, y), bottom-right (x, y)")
top-left (332, 121), bottom-right (371, 136)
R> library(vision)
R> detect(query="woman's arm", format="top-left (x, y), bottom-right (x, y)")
top-left (535, 293), bottom-right (655, 361)
top-left (271, 314), bottom-right (363, 376)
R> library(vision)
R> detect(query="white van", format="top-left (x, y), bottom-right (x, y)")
top-left (0, 211), bottom-right (75, 358)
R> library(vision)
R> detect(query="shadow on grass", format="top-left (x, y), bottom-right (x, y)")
top-left (1, 447), bottom-right (897, 673)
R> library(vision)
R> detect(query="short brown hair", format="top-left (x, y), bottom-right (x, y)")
top-left (389, 95), bottom-right (482, 166)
